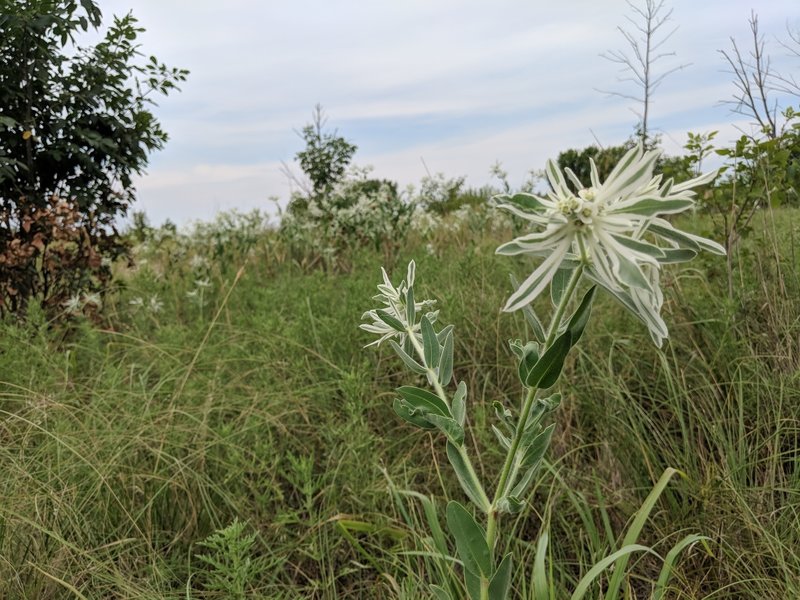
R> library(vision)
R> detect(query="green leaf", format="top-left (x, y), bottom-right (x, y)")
top-left (658, 248), bottom-right (697, 264)
top-left (393, 398), bottom-right (436, 429)
top-left (497, 192), bottom-right (547, 213)
top-left (425, 413), bottom-right (465, 446)
top-left (570, 545), bottom-right (654, 600)
top-left (445, 501), bottom-right (492, 578)
top-left (511, 274), bottom-right (546, 343)
top-left (421, 315), bottom-right (440, 368)
top-left (495, 495), bottom-right (524, 513)
top-left (520, 424), bottom-right (555, 470)
top-left (452, 381), bottom-right (467, 427)
top-left (653, 534), bottom-right (711, 600)
top-left (517, 341), bottom-right (540, 387)
top-left (465, 569), bottom-right (482, 600)
top-left (406, 286), bottom-right (415, 325)
top-left (550, 267), bottom-right (573, 308)
top-left (566, 286), bottom-right (596, 346)
top-left (396, 386), bottom-right (450, 418)
top-left (439, 330), bottom-right (454, 386)
top-left (388, 340), bottom-right (426, 375)
top-left (525, 332), bottom-right (572, 389)
top-left (398, 490), bottom-right (450, 558)
top-left (617, 198), bottom-right (693, 216)
top-left (493, 401), bottom-right (515, 434)
top-left (492, 425), bottom-right (511, 450)
top-left (522, 304), bottom-right (547, 344)
top-left (430, 585), bottom-right (452, 600)
top-left (613, 252), bottom-right (652, 291)
top-left (488, 553), bottom-right (514, 600)
top-left (376, 309), bottom-right (405, 332)
top-left (436, 324), bottom-right (454, 344)
top-left (610, 234), bottom-right (666, 259)
top-left (524, 394), bottom-right (561, 430)
top-left (604, 468), bottom-right (683, 600)
top-left (532, 532), bottom-right (549, 600)
top-left (446, 443), bottom-right (491, 512)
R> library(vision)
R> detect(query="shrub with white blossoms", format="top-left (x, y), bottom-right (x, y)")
top-left (279, 167), bottom-right (415, 266)
top-left (361, 145), bottom-right (723, 600)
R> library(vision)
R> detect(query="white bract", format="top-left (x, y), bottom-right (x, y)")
top-left (360, 260), bottom-right (437, 348)
top-left (63, 294), bottom-right (83, 314)
top-left (495, 144), bottom-right (725, 346)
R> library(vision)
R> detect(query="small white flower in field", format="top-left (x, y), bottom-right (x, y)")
top-left (186, 289), bottom-right (199, 299)
top-left (63, 294), bottom-right (82, 314)
top-left (148, 295), bottom-right (164, 313)
top-left (360, 260), bottom-right (437, 347)
top-left (495, 144), bottom-right (725, 346)
top-left (194, 278), bottom-right (212, 289)
top-left (129, 296), bottom-right (144, 308)
top-left (189, 254), bottom-right (209, 271)
top-left (82, 292), bottom-right (102, 308)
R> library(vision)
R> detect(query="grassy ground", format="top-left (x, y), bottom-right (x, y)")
top-left (0, 207), bottom-right (798, 598)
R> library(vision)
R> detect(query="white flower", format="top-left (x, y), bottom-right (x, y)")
top-left (129, 296), bottom-right (144, 308)
top-left (148, 295), bottom-right (164, 313)
top-left (194, 278), bottom-right (212, 289)
top-left (189, 254), bottom-right (209, 271)
top-left (82, 292), bottom-right (102, 308)
top-left (360, 260), bottom-right (437, 347)
top-left (63, 294), bottom-right (82, 314)
top-left (495, 144), bottom-right (725, 346)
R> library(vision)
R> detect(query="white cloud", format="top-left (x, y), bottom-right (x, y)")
top-left (93, 0), bottom-right (800, 224)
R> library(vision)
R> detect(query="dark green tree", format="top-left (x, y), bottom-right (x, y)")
top-left (0, 0), bottom-right (187, 315)
top-left (556, 143), bottom-right (632, 191)
top-left (295, 104), bottom-right (357, 195)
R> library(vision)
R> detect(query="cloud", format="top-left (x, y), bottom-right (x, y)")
top-left (97, 0), bottom-right (800, 224)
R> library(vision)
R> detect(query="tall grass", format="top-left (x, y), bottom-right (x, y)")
top-left (0, 208), bottom-right (797, 598)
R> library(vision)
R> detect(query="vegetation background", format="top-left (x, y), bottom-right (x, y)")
top-left (0, 1), bottom-right (799, 599)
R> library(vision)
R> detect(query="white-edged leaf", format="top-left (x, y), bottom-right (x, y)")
top-left (389, 340), bottom-right (427, 374)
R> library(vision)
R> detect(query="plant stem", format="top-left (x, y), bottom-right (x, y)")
top-left (406, 329), bottom-right (491, 513)
top-left (484, 266), bottom-right (584, 563)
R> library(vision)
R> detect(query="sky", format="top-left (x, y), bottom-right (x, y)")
top-left (90, 1), bottom-right (799, 226)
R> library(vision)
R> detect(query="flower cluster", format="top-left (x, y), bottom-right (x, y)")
top-left (495, 145), bottom-right (725, 345)
top-left (279, 168), bottom-right (415, 264)
top-left (359, 260), bottom-right (437, 348)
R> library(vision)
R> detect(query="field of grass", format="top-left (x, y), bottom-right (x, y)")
top-left (0, 207), bottom-right (798, 598)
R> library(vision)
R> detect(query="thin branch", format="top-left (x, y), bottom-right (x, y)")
top-left (599, 0), bottom-right (689, 146)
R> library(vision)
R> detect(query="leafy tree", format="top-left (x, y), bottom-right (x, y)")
top-left (0, 0), bottom-right (187, 315)
top-left (294, 104), bottom-right (357, 195)
top-left (556, 143), bottom-right (632, 191)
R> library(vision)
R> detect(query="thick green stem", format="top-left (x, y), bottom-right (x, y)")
top-left (484, 265), bottom-right (585, 562)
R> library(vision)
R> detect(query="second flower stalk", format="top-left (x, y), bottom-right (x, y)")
top-left (366, 260), bottom-right (594, 599)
